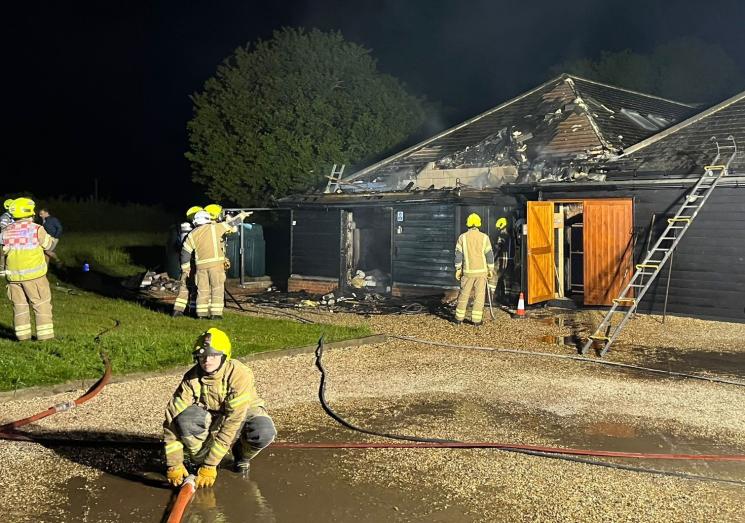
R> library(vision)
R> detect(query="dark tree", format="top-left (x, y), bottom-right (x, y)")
top-left (553, 37), bottom-right (744, 104)
top-left (186, 28), bottom-right (425, 205)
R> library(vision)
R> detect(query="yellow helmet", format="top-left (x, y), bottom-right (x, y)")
top-left (466, 213), bottom-right (481, 228)
top-left (496, 217), bottom-right (508, 230)
top-left (3, 199), bottom-right (13, 210)
top-left (204, 204), bottom-right (223, 221)
top-left (193, 327), bottom-right (232, 360)
top-left (9, 197), bottom-right (36, 219)
top-left (186, 206), bottom-right (203, 221)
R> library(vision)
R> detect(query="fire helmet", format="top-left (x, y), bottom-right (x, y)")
top-left (3, 199), bottom-right (13, 210)
top-left (496, 217), bottom-right (508, 230)
top-left (204, 204), bottom-right (223, 221)
top-left (466, 213), bottom-right (482, 228)
top-left (186, 206), bottom-right (203, 221)
top-left (192, 210), bottom-right (212, 226)
top-left (9, 197), bottom-right (36, 219)
top-left (193, 327), bottom-right (232, 360)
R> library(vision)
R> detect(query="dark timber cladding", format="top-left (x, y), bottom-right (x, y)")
top-left (392, 204), bottom-right (455, 287)
top-left (291, 209), bottom-right (340, 278)
top-left (538, 185), bottom-right (745, 322)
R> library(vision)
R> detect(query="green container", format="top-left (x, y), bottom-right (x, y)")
top-left (225, 223), bottom-right (266, 278)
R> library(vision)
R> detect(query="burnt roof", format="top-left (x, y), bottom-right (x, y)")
top-left (346, 74), bottom-right (695, 182)
top-left (608, 90), bottom-right (745, 178)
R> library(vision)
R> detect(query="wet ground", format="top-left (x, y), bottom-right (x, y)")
top-left (31, 397), bottom-right (745, 523)
top-left (38, 446), bottom-right (473, 523)
top-left (4, 308), bottom-right (745, 522)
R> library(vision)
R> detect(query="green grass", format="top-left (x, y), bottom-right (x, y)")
top-left (0, 284), bottom-right (370, 391)
top-left (55, 232), bottom-right (167, 277)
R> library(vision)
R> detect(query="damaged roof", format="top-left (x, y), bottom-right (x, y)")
top-left (345, 74), bottom-right (695, 184)
top-left (608, 89), bottom-right (745, 178)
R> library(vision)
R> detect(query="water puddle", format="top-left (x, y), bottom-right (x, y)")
top-left (39, 444), bottom-right (472, 522)
top-left (537, 334), bottom-right (584, 350)
top-left (34, 397), bottom-right (745, 521)
top-left (485, 402), bottom-right (745, 482)
top-left (631, 348), bottom-right (745, 380)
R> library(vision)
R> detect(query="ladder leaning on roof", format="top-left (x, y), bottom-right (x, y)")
top-left (324, 164), bottom-right (345, 193)
top-left (581, 135), bottom-right (738, 357)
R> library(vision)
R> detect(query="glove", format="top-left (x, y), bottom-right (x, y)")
top-left (487, 270), bottom-right (494, 279)
top-left (166, 464), bottom-right (189, 487)
top-left (195, 465), bottom-right (217, 488)
top-left (455, 268), bottom-right (462, 281)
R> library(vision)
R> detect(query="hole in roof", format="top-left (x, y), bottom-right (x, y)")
top-left (646, 114), bottom-right (672, 127)
top-left (620, 108), bottom-right (660, 131)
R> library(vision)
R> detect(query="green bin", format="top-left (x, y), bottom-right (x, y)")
top-left (225, 223), bottom-right (266, 278)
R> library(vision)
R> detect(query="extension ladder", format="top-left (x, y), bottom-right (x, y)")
top-left (582, 136), bottom-right (738, 356)
top-left (324, 164), bottom-right (346, 193)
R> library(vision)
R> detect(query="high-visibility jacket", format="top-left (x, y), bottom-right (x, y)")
top-left (1, 219), bottom-right (54, 281)
top-left (163, 359), bottom-right (265, 467)
top-left (454, 227), bottom-right (494, 277)
top-left (180, 221), bottom-right (236, 272)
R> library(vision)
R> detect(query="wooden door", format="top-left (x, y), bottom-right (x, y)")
top-left (583, 199), bottom-right (634, 305)
top-left (527, 201), bottom-right (555, 304)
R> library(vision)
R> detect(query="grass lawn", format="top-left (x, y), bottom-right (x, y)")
top-left (55, 231), bottom-right (168, 277)
top-left (0, 283), bottom-right (370, 391)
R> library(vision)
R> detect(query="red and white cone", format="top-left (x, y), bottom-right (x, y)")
top-left (515, 292), bottom-right (526, 318)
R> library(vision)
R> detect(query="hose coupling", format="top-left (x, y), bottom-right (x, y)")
top-left (53, 400), bottom-right (77, 412)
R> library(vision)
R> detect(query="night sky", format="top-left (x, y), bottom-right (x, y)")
top-left (6, 0), bottom-right (745, 207)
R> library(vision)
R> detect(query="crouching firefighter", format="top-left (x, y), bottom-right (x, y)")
top-left (454, 213), bottom-right (494, 326)
top-left (164, 327), bottom-right (276, 488)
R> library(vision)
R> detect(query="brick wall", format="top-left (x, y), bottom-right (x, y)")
top-left (287, 275), bottom-right (338, 295)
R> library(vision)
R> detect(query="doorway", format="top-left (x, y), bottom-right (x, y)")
top-left (527, 199), bottom-right (633, 306)
top-left (341, 207), bottom-right (393, 293)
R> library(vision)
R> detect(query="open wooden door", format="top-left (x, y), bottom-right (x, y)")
top-left (527, 201), bottom-right (555, 304)
top-left (583, 199), bottom-right (634, 305)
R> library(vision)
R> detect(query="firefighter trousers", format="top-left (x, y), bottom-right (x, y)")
top-left (174, 405), bottom-right (277, 464)
top-left (455, 275), bottom-right (487, 324)
top-left (173, 271), bottom-right (196, 314)
top-left (195, 265), bottom-right (226, 318)
top-left (6, 276), bottom-right (54, 341)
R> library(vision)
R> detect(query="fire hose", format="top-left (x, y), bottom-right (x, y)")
top-left (0, 320), bottom-right (118, 438)
top-left (304, 336), bottom-right (745, 485)
top-left (165, 476), bottom-right (196, 523)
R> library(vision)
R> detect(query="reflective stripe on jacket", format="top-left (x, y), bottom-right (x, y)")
top-left (163, 359), bottom-right (265, 467)
top-left (454, 228), bottom-right (494, 276)
top-left (180, 222), bottom-right (235, 271)
top-left (2, 220), bottom-right (53, 281)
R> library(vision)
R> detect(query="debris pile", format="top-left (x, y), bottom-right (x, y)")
top-left (122, 271), bottom-right (180, 293)
top-left (236, 289), bottom-right (451, 317)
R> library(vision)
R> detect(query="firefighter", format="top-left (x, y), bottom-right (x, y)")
top-left (181, 210), bottom-right (249, 319)
top-left (454, 213), bottom-right (494, 326)
top-left (172, 206), bottom-right (203, 317)
top-left (164, 327), bottom-right (276, 487)
top-left (0, 199), bottom-right (14, 275)
top-left (204, 203), bottom-right (231, 273)
top-left (488, 217), bottom-right (510, 300)
top-left (1, 197), bottom-right (56, 340)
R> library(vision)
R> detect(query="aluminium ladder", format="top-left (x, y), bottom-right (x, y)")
top-left (324, 164), bottom-right (346, 193)
top-left (582, 135), bottom-right (738, 357)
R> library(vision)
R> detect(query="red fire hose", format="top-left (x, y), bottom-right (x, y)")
top-left (165, 476), bottom-right (196, 523)
top-left (0, 352), bottom-right (112, 438)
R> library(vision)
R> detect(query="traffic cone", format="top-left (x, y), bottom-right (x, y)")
top-left (515, 292), bottom-right (526, 318)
